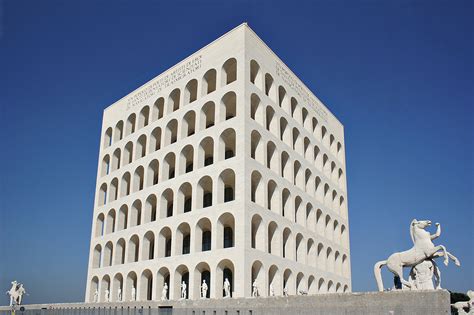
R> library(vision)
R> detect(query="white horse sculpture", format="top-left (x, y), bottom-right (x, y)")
top-left (374, 219), bottom-right (460, 291)
top-left (6, 281), bottom-right (25, 307)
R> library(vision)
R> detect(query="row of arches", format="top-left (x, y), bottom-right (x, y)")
top-left (250, 98), bottom-right (345, 191)
top-left (101, 92), bottom-right (237, 178)
top-left (103, 58), bottom-right (238, 149)
top-left (250, 168), bottom-right (347, 221)
top-left (89, 259), bottom-right (235, 302)
top-left (249, 60), bottom-right (344, 163)
top-left (250, 214), bottom-right (349, 276)
top-left (96, 169), bottom-right (236, 232)
top-left (250, 261), bottom-right (349, 297)
top-left (97, 128), bottom-right (236, 207)
top-left (92, 213), bottom-right (235, 269)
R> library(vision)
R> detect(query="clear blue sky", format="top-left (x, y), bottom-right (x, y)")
top-left (1, 0), bottom-right (472, 304)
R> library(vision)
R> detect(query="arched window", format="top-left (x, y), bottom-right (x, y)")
top-left (132, 166), bottom-right (144, 192)
top-left (250, 60), bottom-right (262, 89)
top-left (120, 172), bottom-right (131, 197)
top-left (146, 159), bottom-right (159, 187)
top-left (251, 215), bottom-right (264, 251)
top-left (220, 128), bottom-right (236, 160)
top-left (98, 183), bottom-right (107, 206)
top-left (168, 88), bottom-right (180, 113)
top-left (179, 144), bottom-right (194, 175)
top-left (202, 69), bottom-right (216, 96)
top-left (101, 154), bottom-right (110, 177)
top-left (165, 120), bottom-right (178, 146)
top-left (125, 113), bottom-right (136, 136)
top-left (163, 152), bottom-right (176, 180)
top-left (142, 232), bottom-right (155, 260)
top-left (114, 121), bottom-right (124, 143)
top-left (177, 182), bottom-right (192, 214)
top-left (160, 188), bottom-right (174, 218)
top-left (197, 176), bottom-right (213, 208)
top-left (149, 127), bottom-right (161, 152)
top-left (251, 171), bottom-right (264, 205)
top-left (93, 244), bottom-right (102, 268)
top-left (109, 178), bottom-right (118, 202)
top-left (135, 135), bottom-right (147, 160)
top-left (140, 269), bottom-right (153, 301)
top-left (201, 101), bottom-right (215, 129)
top-left (152, 97), bottom-right (164, 121)
top-left (195, 217), bottom-right (212, 252)
top-left (184, 79), bottom-right (198, 105)
top-left (250, 130), bottom-right (264, 164)
top-left (265, 73), bottom-right (276, 102)
top-left (112, 148), bottom-right (121, 171)
top-left (217, 213), bottom-right (235, 249)
top-left (138, 106), bottom-right (149, 129)
top-left (128, 235), bottom-right (139, 263)
top-left (124, 142), bottom-right (133, 166)
top-left (221, 91), bottom-right (236, 121)
top-left (176, 223), bottom-right (191, 255)
top-left (199, 137), bottom-right (214, 167)
top-left (219, 169), bottom-right (235, 203)
top-left (221, 58), bottom-right (237, 86)
top-left (158, 227), bottom-right (172, 258)
top-left (103, 127), bottom-right (112, 149)
top-left (181, 111), bottom-right (196, 138)
top-left (144, 194), bottom-right (157, 223)
top-left (250, 93), bottom-right (264, 125)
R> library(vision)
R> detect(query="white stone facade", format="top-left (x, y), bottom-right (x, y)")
top-left (85, 23), bottom-right (351, 303)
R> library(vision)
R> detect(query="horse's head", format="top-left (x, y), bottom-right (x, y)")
top-left (411, 219), bottom-right (432, 230)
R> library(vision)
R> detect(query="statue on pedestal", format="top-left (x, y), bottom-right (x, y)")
top-left (283, 283), bottom-right (289, 297)
top-left (252, 279), bottom-right (259, 297)
top-left (269, 283), bottom-right (275, 296)
top-left (93, 289), bottom-right (98, 303)
top-left (104, 289), bottom-right (110, 302)
top-left (161, 283), bottom-right (168, 301)
top-left (223, 278), bottom-right (231, 298)
top-left (117, 288), bottom-right (122, 302)
top-left (201, 280), bottom-right (208, 299)
top-left (374, 219), bottom-right (460, 291)
top-left (131, 286), bottom-right (136, 301)
top-left (6, 281), bottom-right (27, 306)
top-left (181, 281), bottom-right (187, 299)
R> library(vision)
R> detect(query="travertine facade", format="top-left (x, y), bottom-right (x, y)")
top-left (85, 23), bottom-right (351, 303)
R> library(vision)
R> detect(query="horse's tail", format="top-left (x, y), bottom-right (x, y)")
top-left (374, 260), bottom-right (387, 292)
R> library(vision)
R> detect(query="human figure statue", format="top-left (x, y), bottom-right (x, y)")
top-left (117, 288), bottom-right (122, 302)
top-left (17, 284), bottom-right (27, 305)
top-left (374, 219), bottom-right (460, 291)
top-left (93, 289), bottom-right (99, 303)
top-left (252, 279), bottom-right (259, 297)
top-left (104, 289), bottom-right (110, 302)
top-left (201, 280), bottom-right (208, 299)
top-left (223, 278), bottom-right (231, 298)
top-left (161, 283), bottom-right (168, 301)
top-left (283, 283), bottom-right (289, 297)
top-left (6, 281), bottom-right (21, 306)
top-left (131, 286), bottom-right (136, 301)
top-left (408, 259), bottom-right (441, 290)
top-left (451, 290), bottom-right (473, 315)
top-left (269, 283), bottom-right (275, 296)
top-left (181, 281), bottom-right (187, 299)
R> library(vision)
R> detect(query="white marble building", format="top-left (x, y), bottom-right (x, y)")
top-left (85, 23), bottom-right (351, 303)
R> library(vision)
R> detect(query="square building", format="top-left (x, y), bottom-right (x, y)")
top-left (85, 23), bottom-right (351, 303)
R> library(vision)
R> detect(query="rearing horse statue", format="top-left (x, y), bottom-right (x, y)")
top-left (374, 219), bottom-right (460, 291)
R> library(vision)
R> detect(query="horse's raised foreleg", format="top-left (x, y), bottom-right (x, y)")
top-left (445, 251), bottom-right (460, 266)
top-left (433, 245), bottom-right (449, 266)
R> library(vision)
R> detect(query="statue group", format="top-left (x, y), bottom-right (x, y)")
top-left (6, 281), bottom-right (27, 307)
top-left (374, 219), bottom-right (460, 291)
